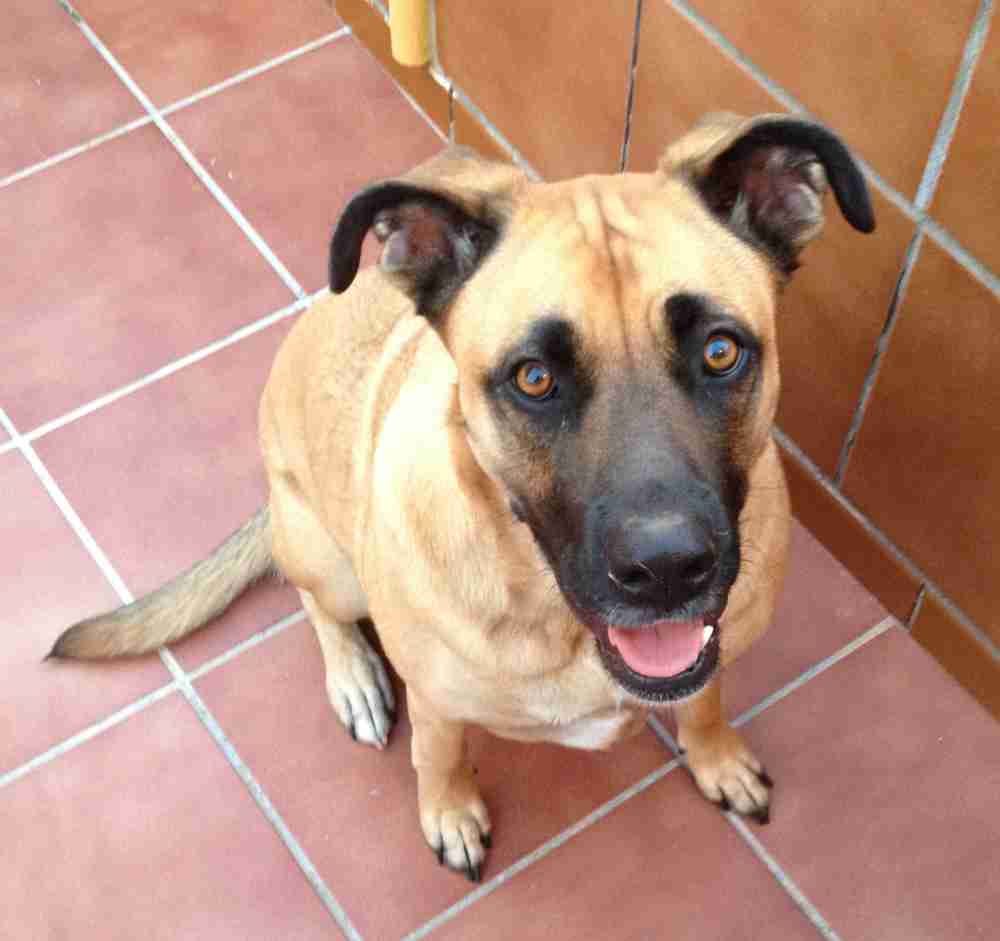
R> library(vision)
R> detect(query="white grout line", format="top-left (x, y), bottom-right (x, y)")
top-left (158, 646), bottom-right (365, 941)
top-left (18, 290), bottom-right (318, 447)
top-left (159, 29), bottom-right (350, 118)
top-left (187, 609), bottom-right (307, 681)
top-left (732, 616), bottom-right (897, 729)
top-left (0, 680), bottom-right (179, 787)
top-left (726, 815), bottom-right (842, 941)
top-left (646, 712), bottom-right (678, 752)
top-left (644, 616), bottom-right (897, 759)
top-left (913, 0), bottom-right (994, 211)
top-left (0, 116), bottom-right (153, 190)
top-left (833, 230), bottom-right (926, 484)
top-left (59, 0), bottom-right (305, 301)
top-left (618, 0), bottom-right (644, 173)
top-left (402, 758), bottom-right (680, 941)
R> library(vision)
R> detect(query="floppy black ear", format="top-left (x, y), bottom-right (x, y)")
top-left (662, 114), bottom-right (875, 273)
top-left (329, 181), bottom-right (502, 316)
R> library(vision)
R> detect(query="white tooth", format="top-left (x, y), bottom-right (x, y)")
top-left (702, 624), bottom-right (715, 646)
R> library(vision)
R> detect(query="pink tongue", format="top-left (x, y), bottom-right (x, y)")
top-left (607, 619), bottom-right (704, 678)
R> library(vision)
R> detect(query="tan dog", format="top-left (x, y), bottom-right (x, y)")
top-left (50, 113), bottom-right (874, 882)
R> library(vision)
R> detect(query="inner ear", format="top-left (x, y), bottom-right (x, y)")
top-left (700, 141), bottom-right (832, 269)
top-left (329, 181), bottom-right (502, 317)
top-left (688, 118), bottom-right (875, 273)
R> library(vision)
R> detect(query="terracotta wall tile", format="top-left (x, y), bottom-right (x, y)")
top-left (911, 593), bottom-right (1000, 721)
top-left (336, 0), bottom-right (449, 137)
top-left (777, 190), bottom-right (914, 474)
top-left (843, 239), bottom-right (1000, 640)
top-left (626, 0), bottom-right (778, 173)
top-left (779, 446), bottom-right (920, 621)
top-left (436, 1), bottom-right (635, 178)
top-left (688, 0), bottom-right (980, 198)
top-left (931, 26), bottom-right (1000, 275)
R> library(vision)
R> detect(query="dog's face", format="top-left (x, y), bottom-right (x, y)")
top-left (447, 176), bottom-right (778, 701)
top-left (330, 114), bottom-right (874, 703)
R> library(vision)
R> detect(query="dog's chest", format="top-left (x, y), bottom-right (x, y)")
top-left (522, 708), bottom-right (647, 750)
top-left (480, 677), bottom-right (648, 750)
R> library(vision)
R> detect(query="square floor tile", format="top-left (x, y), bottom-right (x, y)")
top-left (73, 0), bottom-right (342, 107)
top-left (745, 627), bottom-right (1000, 940)
top-left (430, 770), bottom-right (818, 941)
top-left (1, 694), bottom-right (336, 940)
top-left (196, 620), bottom-right (672, 938)
top-left (168, 36), bottom-right (444, 293)
top-left (1, 1), bottom-right (142, 179)
top-left (32, 321), bottom-right (301, 672)
top-left (1, 124), bottom-right (292, 431)
top-left (0, 451), bottom-right (168, 774)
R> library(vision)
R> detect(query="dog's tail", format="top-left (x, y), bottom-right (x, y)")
top-left (47, 506), bottom-right (274, 660)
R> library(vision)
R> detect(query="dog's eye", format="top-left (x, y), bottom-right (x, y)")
top-left (513, 360), bottom-right (556, 399)
top-left (703, 334), bottom-right (743, 376)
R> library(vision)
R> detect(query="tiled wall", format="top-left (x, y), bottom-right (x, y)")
top-left (337, 0), bottom-right (1000, 718)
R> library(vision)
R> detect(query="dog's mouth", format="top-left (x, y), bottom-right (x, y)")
top-left (595, 616), bottom-right (720, 703)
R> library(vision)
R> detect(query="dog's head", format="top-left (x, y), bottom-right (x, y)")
top-left (330, 115), bottom-right (874, 703)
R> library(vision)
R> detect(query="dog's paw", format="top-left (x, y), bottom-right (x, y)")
top-left (325, 634), bottom-right (396, 749)
top-left (681, 725), bottom-right (773, 824)
top-left (420, 783), bottom-right (492, 882)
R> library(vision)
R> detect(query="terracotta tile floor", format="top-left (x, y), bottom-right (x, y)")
top-left (4, 4), bottom-right (999, 939)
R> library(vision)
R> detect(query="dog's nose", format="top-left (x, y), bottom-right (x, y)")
top-left (607, 515), bottom-right (718, 607)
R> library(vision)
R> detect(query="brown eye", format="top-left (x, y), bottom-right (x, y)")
top-left (703, 334), bottom-right (742, 375)
top-left (514, 360), bottom-right (555, 399)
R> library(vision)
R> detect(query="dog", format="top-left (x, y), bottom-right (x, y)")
top-left (50, 112), bottom-right (874, 882)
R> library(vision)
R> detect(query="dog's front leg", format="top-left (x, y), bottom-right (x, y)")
top-left (408, 690), bottom-right (491, 882)
top-left (674, 677), bottom-right (773, 823)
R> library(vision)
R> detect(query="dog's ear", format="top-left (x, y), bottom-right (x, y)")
top-left (330, 148), bottom-right (518, 317)
top-left (661, 113), bottom-right (875, 273)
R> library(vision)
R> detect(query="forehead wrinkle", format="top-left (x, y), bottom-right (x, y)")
top-left (569, 186), bottom-right (648, 365)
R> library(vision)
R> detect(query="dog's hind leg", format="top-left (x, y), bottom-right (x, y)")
top-left (268, 482), bottom-right (395, 748)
